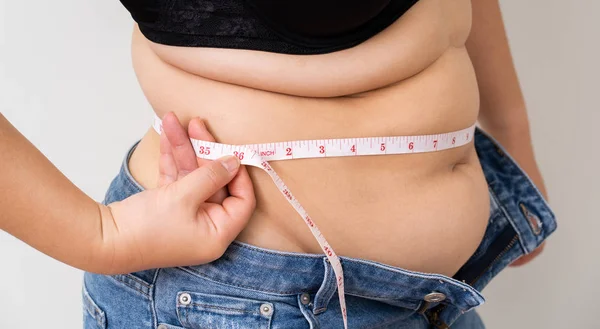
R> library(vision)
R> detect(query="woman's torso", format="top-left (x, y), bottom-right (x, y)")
top-left (128, 0), bottom-right (490, 277)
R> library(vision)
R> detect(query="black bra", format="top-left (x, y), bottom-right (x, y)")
top-left (120, 0), bottom-right (419, 54)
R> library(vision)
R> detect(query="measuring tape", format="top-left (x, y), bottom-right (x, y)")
top-left (153, 115), bottom-right (475, 328)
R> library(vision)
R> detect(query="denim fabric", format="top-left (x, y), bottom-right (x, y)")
top-left (83, 128), bottom-right (556, 329)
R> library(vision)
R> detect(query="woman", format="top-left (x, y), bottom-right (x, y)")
top-left (84, 0), bottom-right (556, 328)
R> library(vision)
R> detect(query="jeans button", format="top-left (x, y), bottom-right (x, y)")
top-left (260, 303), bottom-right (273, 316)
top-left (300, 293), bottom-right (311, 305)
top-left (179, 293), bottom-right (192, 306)
top-left (424, 292), bottom-right (446, 303)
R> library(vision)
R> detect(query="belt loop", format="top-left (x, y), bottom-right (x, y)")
top-left (311, 258), bottom-right (337, 315)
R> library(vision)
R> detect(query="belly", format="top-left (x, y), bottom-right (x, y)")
top-left (128, 0), bottom-right (490, 276)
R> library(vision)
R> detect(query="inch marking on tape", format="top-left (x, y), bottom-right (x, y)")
top-left (153, 115), bottom-right (475, 329)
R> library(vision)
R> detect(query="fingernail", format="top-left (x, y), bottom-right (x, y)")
top-left (219, 156), bottom-right (240, 173)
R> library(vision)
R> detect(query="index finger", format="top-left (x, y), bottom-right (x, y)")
top-left (162, 112), bottom-right (199, 178)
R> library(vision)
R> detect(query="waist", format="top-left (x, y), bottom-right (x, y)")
top-left (132, 131), bottom-right (489, 275)
top-left (130, 107), bottom-right (489, 276)
top-left (128, 25), bottom-right (490, 276)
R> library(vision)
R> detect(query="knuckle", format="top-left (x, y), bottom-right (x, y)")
top-left (172, 141), bottom-right (188, 151)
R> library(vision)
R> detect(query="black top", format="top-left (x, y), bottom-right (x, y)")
top-left (119, 0), bottom-right (420, 54)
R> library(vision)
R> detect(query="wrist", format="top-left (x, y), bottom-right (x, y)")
top-left (91, 202), bottom-right (121, 275)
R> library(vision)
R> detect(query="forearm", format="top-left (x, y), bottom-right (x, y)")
top-left (0, 114), bottom-right (106, 271)
top-left (466, 0), bottom-right (547, 198)
top-left (467, 0), bottom-right (529, 132)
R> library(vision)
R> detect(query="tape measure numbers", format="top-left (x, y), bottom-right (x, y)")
top-left (153, 115), bottom-right (475, 329)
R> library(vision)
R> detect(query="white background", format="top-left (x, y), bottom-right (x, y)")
top-left (1, 1), bottom-right (598, 328)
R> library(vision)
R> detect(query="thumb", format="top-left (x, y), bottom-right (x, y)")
top-left (172, 156), bottom-right (241, 206)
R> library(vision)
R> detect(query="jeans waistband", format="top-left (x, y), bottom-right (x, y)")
top-left (183, 240), bottom-right (485, 314)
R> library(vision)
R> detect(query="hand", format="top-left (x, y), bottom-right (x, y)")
top-left (95, 113), bottom-right (255, 275)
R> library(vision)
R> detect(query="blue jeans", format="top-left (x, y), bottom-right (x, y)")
top-left (83, 128), bottom-right (556, 329)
